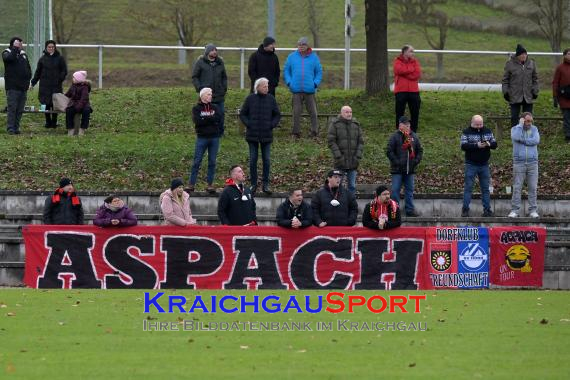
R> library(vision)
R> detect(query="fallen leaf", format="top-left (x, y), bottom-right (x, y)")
top-left (408, 363), bottom-right (416, 368)
top-left (297, 349), bottom-right (307, 353)
top-left (6, 312), bottom-right (16, 317)
top-left (240, 345), bottom-right (249, 349)
top-left (539, 318), bottom-right (548, 325)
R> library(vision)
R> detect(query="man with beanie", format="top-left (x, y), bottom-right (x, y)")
top-left (552, 48), bottom-right (570, 142)
top-left (362, 185), bottom-right (401, 230)
top-left (327, 105), bottom-right (364, 195)
top-left (311, 170), bottom-right (358, 227)
top-left (248, 36), bottom-right (280, 96)
top-left (2, 36), bottom-right (32, 135)
top-left (460, 115), bottom-right (498, 217)
top-left (192, 44), bottom-right (228, 136)
top-left (386, 116), bottom-right (423, 217)
top-left (502, 43), bottom-right (539, 128)
top-left (217, 165), bottom-right (257, 225)
top-left (284, 37), bottom-right (323, 138)
top-left (43, 178), bottom-right (84, 224)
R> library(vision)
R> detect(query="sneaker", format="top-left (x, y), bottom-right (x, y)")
top-left (461, 208), bottom-right (469, 217)
top-left (406, 210), bottom-right (420, 217)
top-left (206, 185), bottom-right (216, 194)
top-left (529, 212), bottom-right (540, 218)
top-left (482, 210), bottom-right (494, 217)
top-left (262, 185), bottom-right (272, 195)
top-left (508, 211), bottom-right (518, 218)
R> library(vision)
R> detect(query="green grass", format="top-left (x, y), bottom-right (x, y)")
top-left (0, 88), bottom-right (568, 193)
top-left (0, 289), bottom-right (569, 379)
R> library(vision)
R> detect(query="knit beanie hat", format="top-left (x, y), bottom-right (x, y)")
top-left (515, 44), bottom-right (527, 57)
top-left (73, 71), bottom-right (87, 82)
top-left (170, 178), bottom-right (184, 190)
top-left (375, 185), bottom-right (389, 196)
top-left (263, 36), bottom-right (276, 47)
top-left (59, 177), bottom-right (72, 188)
top-left (297, 37), bottom-right (309, 45)
top-left (204, 44), bottom-right (217, 56)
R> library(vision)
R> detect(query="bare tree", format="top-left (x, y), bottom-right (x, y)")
top-left (529, 0), bottom-right (569, 64)
top-left (307, 0), bottom-right (323, 48)
top-left (52, 0), bottom-right (90, 57)
top-left (365, 0), bottom-right (389, 95)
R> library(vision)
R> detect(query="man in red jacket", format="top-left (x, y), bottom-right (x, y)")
top-left (393, 45), bottom-right (422, 133)
top-left (553, 47), bottom-right (570, 142)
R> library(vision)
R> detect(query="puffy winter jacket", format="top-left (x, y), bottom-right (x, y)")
top-left (191, 56), bottom-right (228, 103)
top-left (502, 55), bottom-right (539, 104)
top-left (93, 205), bottom-right (138, 227)
top-left (43, 191), bottom-right (84, 225)
top-left (283, 49), bottom-right (322, 94)
top-left (311, 185), bottom-right (358, 226)
top-left (2, 46), bottom-right (32, 91)
top-left (159, 189), bottom-right (196, 226)
top-left (393, 55), bottom-right (421, 93)
top-left (248, 44), bottom-right (280, 92)
top-left (327, 116), bottom-right (364, 170)
top-left (31, 49), bottom-right (67, 105)
top-left (386, 130), bottom-right (423, 174)
top-left (240, 93), bottom-right (281, 143)
top-left (65, 82), bottom-right (91, 111)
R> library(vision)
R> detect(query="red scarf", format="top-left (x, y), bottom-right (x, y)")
top-left (51, 188), bottom-right (81, 207)
top-left (369, 198), bottom-right (398, 221)
top-left (401, 131), bottom-right (416, 159)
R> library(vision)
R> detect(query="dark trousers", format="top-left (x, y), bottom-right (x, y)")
top-left (248, 141), bottom-right (271, 187)
top-left (510, 101), bottom-right (533, 127)
top-left (66, 108), bottom-right (91, 129)
top-left (6, 89), bottom-right (27, 133)
top-left (212, 101), bottom-right (225, 136)
top-left (562, 108), bottom-right (570, 139)
top-left (395, 92), bottom-right (421, 132)
top-left (44, 103), bottom-right (58, 127)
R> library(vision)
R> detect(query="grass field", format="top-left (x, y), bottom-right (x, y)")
top-left (1, 289), bottom-right (569, 379)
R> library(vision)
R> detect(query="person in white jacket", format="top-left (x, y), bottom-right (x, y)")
top-left (159, 178), bottom-right (197, 226)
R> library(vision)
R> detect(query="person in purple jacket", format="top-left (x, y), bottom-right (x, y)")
top-left (65, 70), bottom-right (92, 136)
top-left (93, 195), bottom-right (138, 227)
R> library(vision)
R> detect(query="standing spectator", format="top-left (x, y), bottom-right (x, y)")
top-left (192, 44), bottom-right (228, 136)
top-left (217, 165), bottom-right (257, 226)
top-left (362, 185), bottom-right (401, 230)
top-left (508, 112), bottom-right (540, 218)
top-left (159, 178), bottom-right (197, 226)
top-left (460, 115), bottom-right (498, 217)
top-left (276, 188), bottom-right (312, 228)
top-left (93, 195), bottom-right (138, 227)
top-left (43, 177), bottom-right (84, 225)
top-left (248, 36), bottom-right (280, 96)
top-left (552, 47), bottom-right (570, 142)
top-left (189, 87), bottom-right (221, 194)
top-left (30, 40), bottom-right (67, 128)
top-left (2, 36), bottom-right (32, 135)
top-left (386, 116), bottom-right (423, 217)
top-left (65, 70), bottom-right (92, 136)
top-left (283, 37), bottom-right (322, 138)
top-left (327, 105), bottom-right (364, 195)
top-left (502, 44), bottom-right (539, 128)
top-left (240, 77), bottom-right (281, 194)
top-left (311, 170), bottom-right (358, 227)
top-left (393, 45), bottom-right (422, 132)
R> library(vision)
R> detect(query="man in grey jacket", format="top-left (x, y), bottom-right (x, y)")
top-left (508, 112), bottom-right (540, 218)
top-left (192, 44), bottom-right (228, 136)
top-left (502, 44), bottom-right (539, 128)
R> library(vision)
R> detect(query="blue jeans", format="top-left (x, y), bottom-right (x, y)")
top-left (189, 137), bottom-right (220, 185)
top-left (391, 173), bottom-right (415, 213)
top-left (212, 101), bottom-right (224, 136)
top-left (344, 169), bottom-right (357, 195)
top-left (463, 163), bottom-right (491, 212)
top-left (248, 141), bottom-right (271, 187)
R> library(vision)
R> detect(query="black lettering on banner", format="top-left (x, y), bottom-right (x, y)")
top-left (224, 237), bottom-right (286, 289)
top-left (37, 233), bottom-right (101, 288)
top-left (103, 235), bottom-right (157, 289)
top-left (161, 237), bottom-right (224, 289)
top-left (355, 238), bottom-right (424, 290)
top-left (290, 237), bottom-right (353, 289)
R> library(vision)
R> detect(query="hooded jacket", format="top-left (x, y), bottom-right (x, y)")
top-left (502, 55), bottom-right (539, 104)
top-left (283, 48), bottom-right (322, 94)
top-left (31, 49), bottom-right (67, 105)
top-left (460, 126), bottom-right (498, 165)
top-left (2, 41), bottom-right (32, 91)
top-left (511, 123), bottom-right (539, 164)
top-left (217, 179), bottom-right (256, 225)
top-left (327, 116), bottom-right (364, 170)
top-left (192, 102), bottom-right (221, 138)
top-left (191, 55), bottom-right (228, 103)
top-left (240, 92), bottom-right (281, 143)
top-left (248, 44), bottom-right (280, 92)
top-left (386, 130), bottom-right (423, 175)
top-left (393, 54), bottom-right (421, 93)
top-left (93, 204), bottom-right (138, 227)
top-left (159, 189), bottom-right (196, 226)
top-left (311, 184), bottom-right (358, 226)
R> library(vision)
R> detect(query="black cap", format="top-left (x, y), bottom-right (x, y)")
top-left (170, 178), bottom-right (184, 190)
top-left (263, 36), bottom-right (275, 47)
top-left (327, 169), bottom-right (343, 177)
top-left (398, 116), bottom-right (410, 124)
top-left (375, 185), bottom-right (389, 196)
top-left (515, 44), bottom-right (527, 57)
top-left (59, 177), bottom-right (72, 188)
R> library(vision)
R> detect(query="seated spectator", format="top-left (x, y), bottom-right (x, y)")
top-left (160, 178), bottom-right (197, 226)
top-left (311, 169), bottom-right (358, 227)
top-left (276, 188), bottom-right (312, 228)
top-left (65, 70), bottom-right (92, 136)
top-left (362, 185), bottom-right (401, 230)
top-left (93, 195), bottom-right (138, 227)
top-left (43, 177), bottom-right (84, 225)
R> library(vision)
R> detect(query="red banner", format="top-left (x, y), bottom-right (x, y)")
top-left (489, 226), bottom-right (546, 287)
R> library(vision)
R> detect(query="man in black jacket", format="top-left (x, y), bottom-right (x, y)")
top-left (2, 36), bottom-right (32, 135)
top-left (276, 188), bottom-right (312, 228)
top-left (362, 185), bottom-right (401, 230)
top-left (386, 116), bottom-right (423, 217)
top-left (460, 114), bottom-right (498, 217)
top-left (43, 178), bottom-right (84, 225)
top-left (311, 170), bottom-right (358, 227)
top-left (192, 44), bottom-right (228, 136)
top-left (248, 36), bottom-right (280, 96)
top-left (217, 165), bottom-right (257, 225)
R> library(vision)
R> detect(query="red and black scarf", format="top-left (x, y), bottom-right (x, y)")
top-left (51, 188), bottom-right (81, 207)
top-left (401, 131), bottom-right (416, 159)
top-left (369, 198), bottom-right (398, 221)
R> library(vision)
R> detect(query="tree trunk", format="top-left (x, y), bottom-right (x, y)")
top-left (436, 52), bottom-right (444, 80)
top-left (365, 0), bottom-right (389, 95)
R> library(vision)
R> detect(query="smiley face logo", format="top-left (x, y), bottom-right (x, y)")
top-left (505, 244), bottom-right (532, 272)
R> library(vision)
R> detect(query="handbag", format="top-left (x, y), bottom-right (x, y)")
top-left (52, 93), bottom-right (70, 112)
top-left (559, 85), bottom-right (570, 99)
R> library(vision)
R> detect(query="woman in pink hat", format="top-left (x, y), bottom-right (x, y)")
top-left (65, 70), bottom-right (92, 136)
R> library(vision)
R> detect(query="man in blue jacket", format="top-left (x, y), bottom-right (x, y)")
top-left (508, 112), bottom-right (540, 218)
top-left (284, 37), bottom-right (323, 138)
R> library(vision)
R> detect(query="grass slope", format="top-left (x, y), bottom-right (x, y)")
top-left (1, 289), bottom-right (569, 379)
top-left (0, 88), bottom-right (568, 194)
